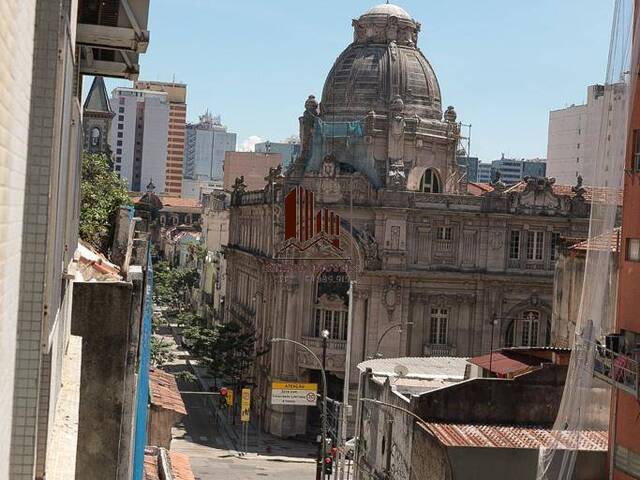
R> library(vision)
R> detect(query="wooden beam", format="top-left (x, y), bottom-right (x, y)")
top-left (77, 23), bottom-right (149, 53)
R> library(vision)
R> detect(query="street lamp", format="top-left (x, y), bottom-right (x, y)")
top-left (489, 313), bottom-right (499, 374)
top-left (270, 337), bottom-right (328, 480)
top-left (370, 322), bottom-right (414, 359)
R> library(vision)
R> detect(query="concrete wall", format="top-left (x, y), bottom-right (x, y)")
top-left (0, 0), bottom-right (37, 477)
top-left (72, 281), bottom-right (135, 480)
top-left (223, 152), bottom-right (282, 191)
top-left (413, 366), bottom-right (567, 425)
top-left (141, 94), bottom-right (170, 193)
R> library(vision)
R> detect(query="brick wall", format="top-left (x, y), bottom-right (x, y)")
top-left (0, 0), bottom-right (37, 479)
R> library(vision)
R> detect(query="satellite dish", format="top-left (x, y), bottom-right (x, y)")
top-left (394, 364), bottom-right (409, 378)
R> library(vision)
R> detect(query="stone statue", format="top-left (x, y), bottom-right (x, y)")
top-left (231, 176), bottom-right (246, 205)
top-left (444, 105), bottom-right (457, 123)
top-left (299, 95), bottom-right (319, 162)
top-left (389, 96), bottom-right (405, 162)
top-left (491, 169), bottom-right (506, 192)
top-left (388, 160), bottom-right (406, 189)
top-left (321, 154), bottom-right (337, 178)
top-left (572, 174), bottom-right (586, 200)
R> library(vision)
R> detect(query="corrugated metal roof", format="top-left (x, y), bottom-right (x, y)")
top-left (423, 423), bottom-right (607, 451)
top-left (469, 352), bottom-right (541, 377)
top-left (357, 357), bottom-right (469, 380)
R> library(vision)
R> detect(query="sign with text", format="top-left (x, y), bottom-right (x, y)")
top-left (226, 390), bottom-right (234, 407)
top-left (271, 382), bottom-right (318, 406)
top-left (241, 388), bottom-right (251, 422)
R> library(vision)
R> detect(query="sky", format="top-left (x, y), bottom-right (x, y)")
top-left (91, 0), bottom-right (615, 161)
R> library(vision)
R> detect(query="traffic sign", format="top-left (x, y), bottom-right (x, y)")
top-left (226, 390), bottom-right (234, 407)
top-left (271, 382), bottom-right (318, 406)
top-left (241, 388), bottom-right (251, 422)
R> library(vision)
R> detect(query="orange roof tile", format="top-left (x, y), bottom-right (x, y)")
top-left (504, 181), bottom-right (623, 205)
top-left (467, 182), bottom-right (494, 196)
top-left (423, 423), bottom-right (607, 450)
top-left (143, 448), bottom-right (160, 480)
top-left (169, 451), bottom-right (196, 480)
top-left (149, 368), bottom-right (187, 415)
top-left (131, 194), bottom-right (201, 209)
top-left (570, 227), bottom-right (621, 253)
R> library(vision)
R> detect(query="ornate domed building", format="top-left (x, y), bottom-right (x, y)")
top-left (293, 3), bottom-right (460, 192)
top-left (222, 3), bottom-right (592, 439)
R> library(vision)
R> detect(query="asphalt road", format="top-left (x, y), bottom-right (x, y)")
top-left (168, 363), bottom-right (316, 480)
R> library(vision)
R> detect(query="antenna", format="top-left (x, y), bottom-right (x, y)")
top-left (393, 364), bottom-right (409, 378)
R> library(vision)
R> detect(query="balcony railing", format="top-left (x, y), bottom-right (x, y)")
top-left (592, 341), bottom-right (639, 398)
top-left (301, 336), bottom-right (347, 351)
top-left (423, 344), bottom-right (454, 357)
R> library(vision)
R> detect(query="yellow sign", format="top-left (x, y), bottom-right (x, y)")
top-left (271, 382), bottom-right (317, 391)
top-left (271, 381), bottom-right (318, 406)
top-left (226, 390), bottom-right (234, 407)
top-left (241, 388), bottom-right (251, 422)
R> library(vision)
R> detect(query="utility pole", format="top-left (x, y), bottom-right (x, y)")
top-left (271, 337), bottom-right (328, 480)
top-left (337, 281), bottom-right (355, 480)
top-left (489, 313), bottom-right (498, 374)
top-left (317, 329), bottom-right (329, 480)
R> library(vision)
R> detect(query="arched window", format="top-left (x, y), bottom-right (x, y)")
top-left (419, 168), bottom-right (441, 193)
top-left (312, 270), bottom-right (350, 341)
top-left (160, 215), bottom-right (166, 226)
top-left (505, 310), bottom-right (547, 347)
top-left (90, 127), bottom-right (101, 148)
top-left (172, 216), bottom-right (178, 226)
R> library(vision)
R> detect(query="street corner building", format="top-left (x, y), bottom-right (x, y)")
top-left (222, 3), bottom-right (596, 438)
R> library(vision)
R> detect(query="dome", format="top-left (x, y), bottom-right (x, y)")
top-left (320, 6), bottom-right (441, 121)
top-left (361, 3), bottom-right (412, 20)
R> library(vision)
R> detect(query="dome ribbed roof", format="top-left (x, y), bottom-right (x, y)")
top-left (361, 4), bottom-right (412, 20)
top-left (320, 5), bottom-right (441, 121)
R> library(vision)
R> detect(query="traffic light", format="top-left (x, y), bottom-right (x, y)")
top-left (323, 457), bottom-right (333, 475)
top-left (220, 387), bottom-right (228, 397)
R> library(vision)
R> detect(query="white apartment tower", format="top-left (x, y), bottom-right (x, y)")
top-left (547, 84), bottom-right (624, 186)
top-left (183, 111), bottom-right (236, 181)
top-left (110, 87), bottom-right (170, 193)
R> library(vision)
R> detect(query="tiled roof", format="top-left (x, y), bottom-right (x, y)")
top-left (131, 194), bottom-right (201, 209)
top-left (74, 241), bottom-right (122, 281)
top-left (423, 423), bottom-right (608, 450)
top-left (357, 357), bottom-right (469, 380)
top-left (169, 451), bottom-right (196, 480)
top-left (467, 182), bottom-right (494, 196)
top-left (469, 352), bottom-right (542, 377)
top-left (149, 368), bottom-right (187, 415)
top-left (504, 181), bottom-right (623, 205)
top-left (144, 448), bottom-right (195, 480)
top-left (570, 227), bottom-right (621, 253)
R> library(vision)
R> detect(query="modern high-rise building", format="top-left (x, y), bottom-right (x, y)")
top-left (134, 81), bottom-right (187, 196)
top-left (547, 84), bottom-right (625, 186)
top-left (255, 139), bottom-right (301, 169)
top-left (477, 162), bottom-right (493, 183)
top-left (456, 156), bottom-right (479, 182)
top-left (110, 87), bottom-right (170, 192)
top-left (476, 156), bottom-right (547, 184)
top-left (183, 111), bottom-right (236, 181)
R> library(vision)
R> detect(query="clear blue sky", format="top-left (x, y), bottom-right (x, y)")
top-left (91, 0), bottom-right (614, 161)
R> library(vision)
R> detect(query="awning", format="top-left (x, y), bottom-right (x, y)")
top-left (469, 352), bottom-right (541, 378)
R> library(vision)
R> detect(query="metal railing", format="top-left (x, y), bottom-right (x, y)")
top-left (302, 335), bottom-right (347, 351)
top-left (592, 341), bottom-right (639, 398)
top-left (423, 344), bottom-right (454, 357)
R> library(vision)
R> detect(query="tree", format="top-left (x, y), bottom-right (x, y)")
top-left (183, 321), bottom-right (264, 387)
top-left (153, 261), bottom-right (200, 315)
top-left (150, 335), bottom-right (176, 367)
top-left (79, 152), bottom-right (132, 253)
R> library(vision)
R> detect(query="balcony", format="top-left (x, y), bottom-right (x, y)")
top-left (302, 336), bottom-right (347, 351)
top-left (423, 344), bottom-right (455, 357)
top-left (592, 342), bottom-right (639, 398)
top-left (298, 336), bottom-right (347, 372)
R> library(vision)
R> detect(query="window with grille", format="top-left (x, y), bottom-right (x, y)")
top-left (634, 130), bottom-right (640, 172)
top-left (526, 231), bottom-right (544, 260)
top-left (313, 308), bottom-right (348, 341)
top-left (509, 231), bottom-right (521, 260)
top-left (420, 169), bottom-right (441, 193)
top-left (429, 308), bottom-right (448, 345)
top-left (521, 311), bottom-right (540, 347)
top-left (437, 227), bottom-right (452, 241)
top-left (550, 232), bottom-right (561, 262)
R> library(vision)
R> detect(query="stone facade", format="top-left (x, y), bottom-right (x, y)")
top-left (222, 4), bottom-right (592, 437)
top-left (83, 76), bottom-right (114, 155)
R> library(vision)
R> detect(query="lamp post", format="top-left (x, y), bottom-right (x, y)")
top-left (271, 337), bottom-right (328, 480)
top-left (489, 313), bottom-right (498, 374)
top-left (371, 322), bottom-right (414, 359)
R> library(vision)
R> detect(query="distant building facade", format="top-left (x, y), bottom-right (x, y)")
top-left (255, 140), bottom-right (301, 169)
top-left (184, 112), bottom-right (236, 182)
top-left (135, 81), bottom-right (187, 196)
top-left (547, 84), bottom-right (624, 186)
top-left (83, 76), bottom-right (114, 155)
top-left (477, 156), bottom-right (547, 184)
top-left (110, 87), bottom-right (170, 192)
top-left (222, 151), bottom-right (282, 191)
top-left (456, 155), bottom-right (479, 182)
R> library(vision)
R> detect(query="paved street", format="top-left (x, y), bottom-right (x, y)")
top-left (161, 329), bottom-right (318, 479)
